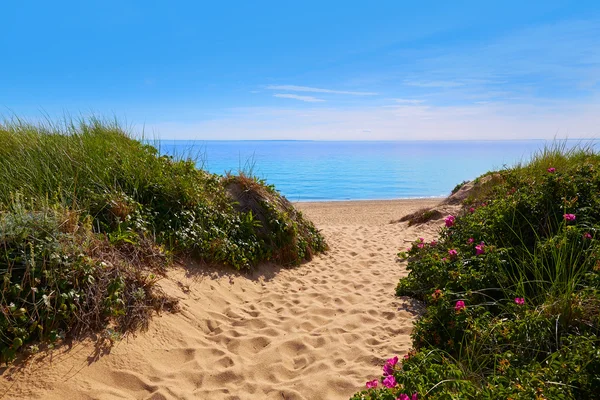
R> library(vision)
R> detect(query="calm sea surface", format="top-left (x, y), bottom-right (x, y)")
top-left (157, 140), bottom-right (590, 201)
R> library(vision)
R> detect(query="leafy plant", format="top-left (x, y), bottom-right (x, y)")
top-left (354, 143), bottom-right (600, 399)
top-left (0, 117), bottom-right (327, 363)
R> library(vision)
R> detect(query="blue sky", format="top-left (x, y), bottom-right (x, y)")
top-left (2, 1), bottom-right (599, 140)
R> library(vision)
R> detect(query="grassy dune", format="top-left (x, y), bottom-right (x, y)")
top-left (354, 144), bottom-right (600, 399)
top-left (0, 118), bottom-right (326, 363)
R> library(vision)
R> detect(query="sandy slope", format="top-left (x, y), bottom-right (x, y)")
top-left (1, 198), bottom-right (444, 400)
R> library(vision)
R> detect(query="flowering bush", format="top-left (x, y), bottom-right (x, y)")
top-left (354, 144), bottom-right (600, 399)
top-left (352, 355), bottom-right (418, 400)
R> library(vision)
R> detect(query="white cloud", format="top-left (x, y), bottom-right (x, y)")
top-left (403, 80), bottom-right (464, 88)
top-left (390, 98), bottom-right (426, 104)
top-left (148, 99), bottom-right (600, 141)
top-left (266, 85), bottom-right (377, 96)
top-left (397, 19), bottom-right (600, 102)
top-left (273, 93), bottom-right (325, 102)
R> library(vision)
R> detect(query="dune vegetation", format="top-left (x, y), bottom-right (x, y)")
top-left (0, 118), bottom-right (326, 363)
top-left (353, 144), bottom-right (600, 399)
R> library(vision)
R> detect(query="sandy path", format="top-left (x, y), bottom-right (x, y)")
top-left (1, 199), bottom-right (443, 400)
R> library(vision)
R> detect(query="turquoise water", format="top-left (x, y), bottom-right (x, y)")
top-left (157, 140), bottom-right (589, 201)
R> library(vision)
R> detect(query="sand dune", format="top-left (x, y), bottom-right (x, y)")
top-left (1, 198), bottom-right (445, 400)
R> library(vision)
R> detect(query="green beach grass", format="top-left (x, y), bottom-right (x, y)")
top-left (0, 117), bottom-right (326, 363)
top-left (353, 143), bottom-right (600, 399)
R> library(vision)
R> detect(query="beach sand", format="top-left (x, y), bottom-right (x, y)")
top-left (1, 198), bottom-right (446, 400)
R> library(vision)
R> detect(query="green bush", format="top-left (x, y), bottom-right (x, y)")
top-left (0, 203), bottom-right (175, 362)
top-left (355, 144), bottom-right (600, 399)
top-left (0, 117), bottom-right (327, 363)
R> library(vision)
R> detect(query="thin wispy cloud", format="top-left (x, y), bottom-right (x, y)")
top-left (391, 98), bottom-right (426, 104)
top-left (273, 93), bottom-right (325, 102)
top-left (397, 19), bottom-right (600, 104)
top-left (267, 85), bottom-right (377, 96)
top-left (403, 80), bottom-right (464, 88)
top-left (150, 98), bottom-right (600, 141)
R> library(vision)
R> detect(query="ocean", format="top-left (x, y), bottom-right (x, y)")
top-left (157, 140), bottom-right (589, 202)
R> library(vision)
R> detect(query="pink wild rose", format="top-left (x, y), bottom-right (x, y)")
top-left (475, 242), bottom-right (485, 255)
top-left (366, 379), bottom-right (378, 389)
top-left (398, 393), bottom-right (418, 400)
top-left (445, 215), bottom-right (456, 227)
top-left (430, 240), bottom-right (437, 246)
top-left (469, 207), bottom-right (475, 213)
top-left (547, 167), bottom-right (556, 173)
top-left (455, 300), bottom-right (466, 311)
top-left (564, 214), bottom-right (576, 221)
top-left (383, 363), bottom-right (394, 376)
top-left (382, 375), bottom-right (397, 388)
top-left (584, 232), bottom-right (593, 239)
top-left (417, 243), bottom-right (424, 249)
top-left (386, 356), bottom-right (399, 366)
top-left (514, 297), bottom-right (525, 305)
top-left (448, 249), bottom-right (458, 258)
top-left (467, 238), bottom-right (474, 244)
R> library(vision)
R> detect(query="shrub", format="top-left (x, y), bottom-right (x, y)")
top-left (355, 143), bottom-right (600, 399)
top-left (0, 203), bottom-right (176, 362)
top-left (0, 117), bottom-right (327, 362)
top-left (397, 208), bottom-right (444, 227)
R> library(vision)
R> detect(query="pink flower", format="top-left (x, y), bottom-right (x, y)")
top-left (366, 379), bottom-right (378, 389)
top-left (383, 363), bottom-right (394, 376)
top-left (430, 240), bottom-right (437, 246)
top-left (448, 249), bottom-right (458, 258)
top-left (445, 215), bottom-right (456, 227)
top-left (442, 257), bottom-right (447, 262)
top-left (386, 356), bottom-right (399, 366)
top-left (584, 232), bottom-right (592, 239)
top-left (455, 300), bottom-right (466, 311)
top-left (467, 238), bottom-right (474, 244)
top-left (398, 395), bottom-right (418, 400)
top-left (514, 297), bottom-right (525, 305)
top-left (417, 243), bottom-right (424, 249)
top-left (418, 237), bottom-right (424, 242)
top-left (475, 242), bottom-right (485, 255)
top-left (469, 207), bottom-right (475, 213)
top-left (403, 353), bottom-right (410, 360)
top-left (564, 214), bottom-right (576, 221)
top-left (382, 375), bottom-right (397, 388)
top-left (547, 167), bottom-right (556, 173)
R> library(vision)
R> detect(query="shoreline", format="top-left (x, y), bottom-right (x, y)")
top-left (292, 196), bottom-right (446, 204)
top-left (295, 198), bottom-right (443, 226)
